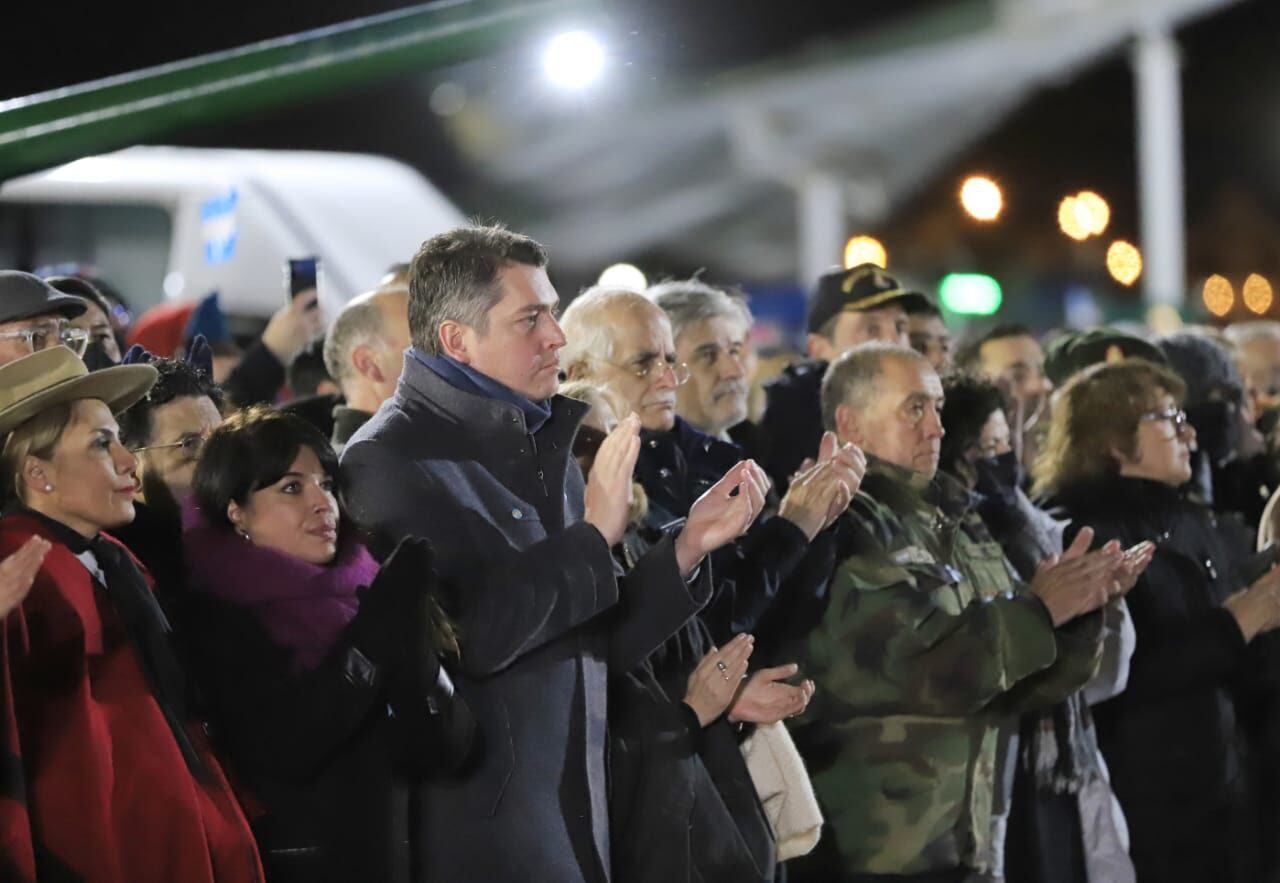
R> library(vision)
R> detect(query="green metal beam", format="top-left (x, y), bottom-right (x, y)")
top-left (0, 0), bottom-right (599, 181)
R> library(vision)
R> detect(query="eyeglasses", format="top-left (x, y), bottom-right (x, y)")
top-left (1141, 407), bottom-right (1191, 435)
top-left (603, 355), bottom-right (691, 386)
top-left (0, 323), bottom-right (88, 357)
top-left (133, 435), bottom-right (207, 459)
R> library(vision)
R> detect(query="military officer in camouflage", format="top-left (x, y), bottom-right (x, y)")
top-left (791, 343), bottom-right (1150, 883)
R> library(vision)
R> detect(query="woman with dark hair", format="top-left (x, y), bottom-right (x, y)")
top-left (181, 405), bottom-right (474, 883)
top-left (0, 347), bottom-right (263, 883)
top-left (939, 372), bottom-right (1137, 883)
top-left (1037, 358), bottom-right (1280, 883)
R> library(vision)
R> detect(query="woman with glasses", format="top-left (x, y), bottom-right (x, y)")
top-left (1036, 358), bottom-right (1280, 883)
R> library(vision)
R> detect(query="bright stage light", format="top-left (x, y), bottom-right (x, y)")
top-left (543, 31), bottom-right (606, 90)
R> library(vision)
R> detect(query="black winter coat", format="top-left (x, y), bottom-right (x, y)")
top-left (342, 356), bottom-right (711, 883)
top-left (1049, 475), bottom-right (1263, 882)
top-left (610, 526), bottom-right (776, 883)
top-left (182, 542), bottom-right (475, 883)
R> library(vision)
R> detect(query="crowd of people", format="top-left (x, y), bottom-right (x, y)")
top-left (2, 226), bottom-right (1280, 883)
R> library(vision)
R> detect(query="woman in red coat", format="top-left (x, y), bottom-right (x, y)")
top-left (0, 346), bottom-right (263, 883)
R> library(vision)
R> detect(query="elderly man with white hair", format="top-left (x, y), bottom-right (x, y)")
top-left (560, 284), bottom-right (865, 657)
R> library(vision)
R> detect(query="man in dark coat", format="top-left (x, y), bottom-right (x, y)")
top-left (342, 226), bottom-right (751, 883)
top-left (757, 264), bottom-right (930, 492)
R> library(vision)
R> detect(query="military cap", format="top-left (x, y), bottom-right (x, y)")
top-left (807, 263), bottom-right (934, 334)
top-left (1043, 328), bottom-right (1167, 387)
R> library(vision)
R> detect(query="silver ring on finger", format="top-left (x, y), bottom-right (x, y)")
top-left (716, 660), bottom-right (728, 673)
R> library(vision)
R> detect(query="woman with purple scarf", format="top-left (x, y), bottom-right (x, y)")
top-left (180, 406), bottom-right (474, 883)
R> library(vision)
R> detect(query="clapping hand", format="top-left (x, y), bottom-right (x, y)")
top-left (0, 537), bottom-right (50, 619)
top-left (683, 634), bottom-right (754, 727)
top-left (780, 432), bottom-right (866, 540)
top-left (1112, 541), bottom-right (1156, 597)
top-left (584, 415), bottom-right (642, 547)
top-left (1029, 528), bottom-right (1124, 627)
top-left (728, 663), bottom-right (815, 725)
top-left (674, 460), bottom-right (769, 576)
top-left (1225, 563), bottom-right (1280, 642)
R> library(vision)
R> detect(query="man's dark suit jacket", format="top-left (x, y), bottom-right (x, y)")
top-left (342, 355), bottom-right (709, 882)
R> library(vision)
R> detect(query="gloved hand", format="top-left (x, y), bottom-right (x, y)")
top-left (349, 536), bottom-right (443, 680)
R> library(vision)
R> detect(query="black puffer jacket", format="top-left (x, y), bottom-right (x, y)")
top-left (1048, 475), bottom-right (1263, 881)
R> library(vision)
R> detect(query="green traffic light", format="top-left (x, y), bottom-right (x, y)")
top-left (939, 273), bottom-right (1002, 315)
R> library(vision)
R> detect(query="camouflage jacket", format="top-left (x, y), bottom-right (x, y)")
top-left (798, 458), bottom-right (1104, 876)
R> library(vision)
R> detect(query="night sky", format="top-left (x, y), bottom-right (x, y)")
top-left (5, 0), bottom-right (1279, 309)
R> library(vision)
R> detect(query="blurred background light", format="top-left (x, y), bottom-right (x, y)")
top-left (1243, 273), bottom-right (1273, 315)
top-left (1146, 303), bottom-right (1184, 335)
top-left (597, 262), bottom-right (647, 291)
top-left (959, 175), bottom-right (1003, 222)
top-left (429, 81), bottom-right (467, 116)
top-left (1106, 240), bottom-right (1142, 286)
top-left (939, 273), bottom-right (1002, 315)
top-left (543, 30), bottom-right (606, 90)
top-left (843, 235), bottom-right (887, 269)
top-left (1074, 190), bottom-right (1110, 237)
top-left (1058, 196), bottom-right (1089, 241)
top-left (162, 271), bottom-right (185, 298)
top-left (1059, 190), bottom-right (1111, 241)
top-left (1202, 274), bottom-right (1235, 317)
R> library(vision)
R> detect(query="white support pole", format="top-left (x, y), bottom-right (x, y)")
top-left (797, 171), bottom-right (845, 289)
top-left (1132, 27), bottom-right (1186, 307)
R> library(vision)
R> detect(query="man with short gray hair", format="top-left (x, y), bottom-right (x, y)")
top-left (789, 342), bottom-right (1147, 882)
top-left (323, 280), bottom-right (411, 452)
top-left (648, 278), bottom-right (755, 441)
